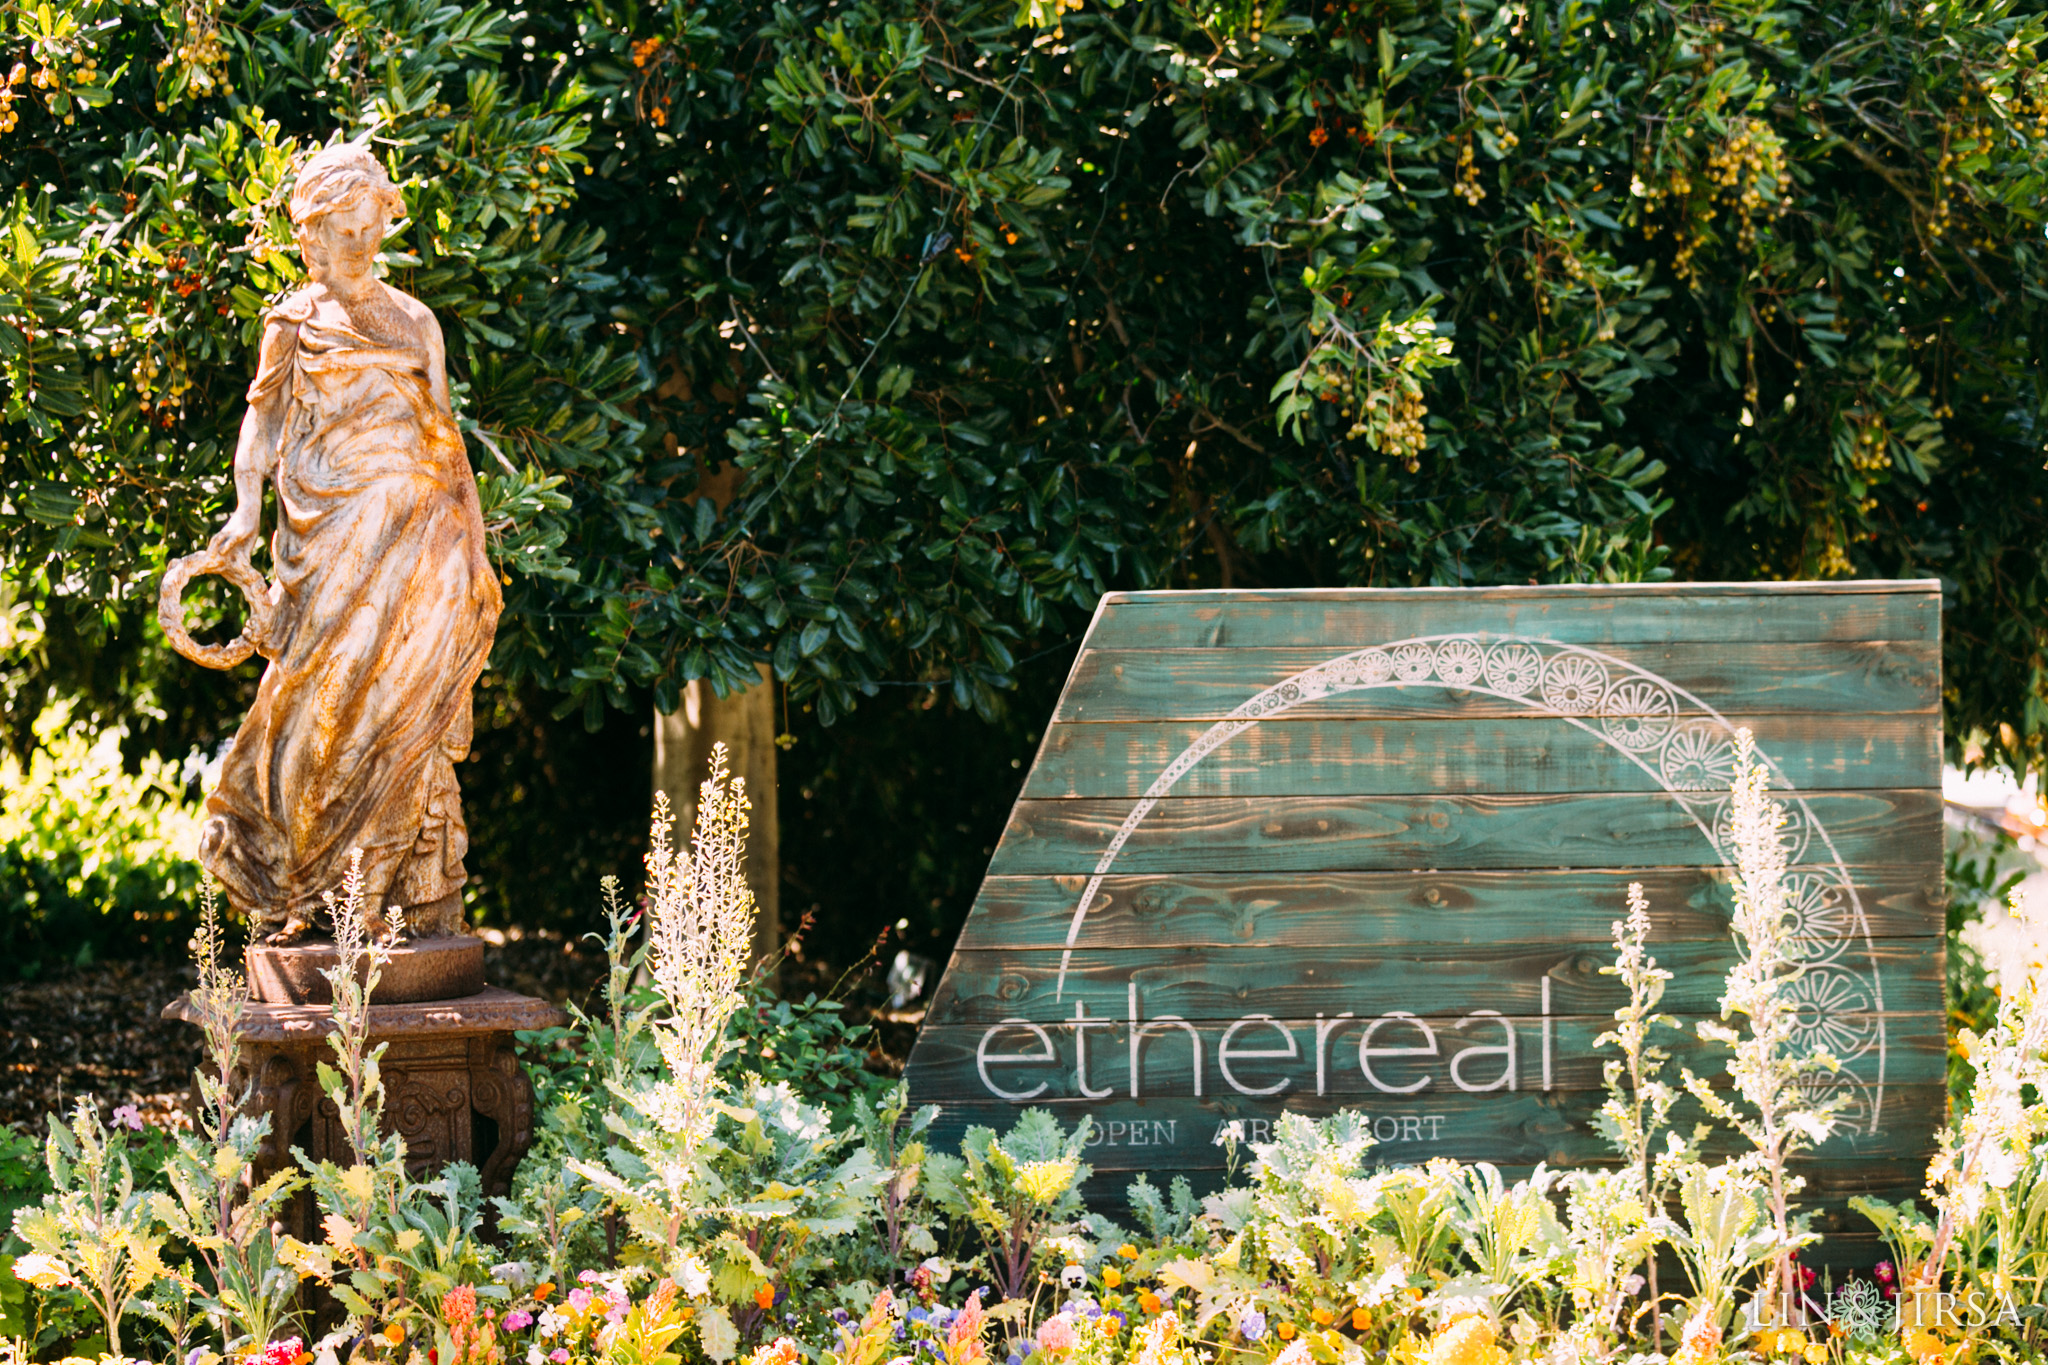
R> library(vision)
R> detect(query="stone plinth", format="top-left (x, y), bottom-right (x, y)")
top-left (163, 987), bottom-right (564, 1239)
top-left (246, 934), bottom-right (486, 1005)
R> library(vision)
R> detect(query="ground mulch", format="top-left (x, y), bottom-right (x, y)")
top-left (0, 959), bottom-right (205, 1135)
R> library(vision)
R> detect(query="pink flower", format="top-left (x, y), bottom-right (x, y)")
top-left (579, 1270), bottom-right (601, 1284)
top-left (567, 1288), bottom-right (593, 1314)
top-left (605, 1289), bottom-right (629, 1324)
top-left (549, 1351), bottom-right (570, 1364)
top-left (111, 1104), bottom-right (143, 1132)
top-left (504, 1310), bottom-right (534, 1332)
top-left (1036, 1316), bottom-right (1078, 1354)
top-left (261, 1338), bottom-right (304, 1365)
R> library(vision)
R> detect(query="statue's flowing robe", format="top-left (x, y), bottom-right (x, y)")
top-left (200, 292), bottom-right (501, 924)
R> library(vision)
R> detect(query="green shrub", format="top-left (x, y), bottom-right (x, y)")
top-left (0, 704), bottom-right (203, 979)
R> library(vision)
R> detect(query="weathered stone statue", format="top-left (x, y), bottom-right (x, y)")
top-left (159, 142), bottom-right (501, 947)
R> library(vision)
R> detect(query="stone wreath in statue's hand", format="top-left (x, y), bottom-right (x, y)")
top-left (158, 540), bottom-right (276, 670)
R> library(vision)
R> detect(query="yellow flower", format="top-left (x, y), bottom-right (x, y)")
top-left (1803, 1343), bottom-right (1829, 1365)
top-left (1016, 1159), bottom-right (1078, 1205)
top-left (1118, 1244), bottom-right (1140, 1260)
top-left (1103, 1268), bottom-right (1123, 1288)
top-left (1425, 1316), bottom-right (1508, 1365)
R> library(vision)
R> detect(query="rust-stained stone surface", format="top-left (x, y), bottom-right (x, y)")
top-left (245, 934), bottom-right (487, 1006)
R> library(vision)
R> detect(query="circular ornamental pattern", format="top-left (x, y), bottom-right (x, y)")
top-left (1541, 653), bottom-right (1609, 713)
top-left (1483, 642), bottom-right (1544, 696)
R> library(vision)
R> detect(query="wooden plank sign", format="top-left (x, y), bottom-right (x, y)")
top-left (903, 582), bottom-right (1945, 1224)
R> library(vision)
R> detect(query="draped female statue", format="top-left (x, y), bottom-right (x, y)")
top-left (160, 142), bottom-right (501, 945)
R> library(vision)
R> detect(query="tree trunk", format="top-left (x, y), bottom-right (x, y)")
top-left (652, 666), bottom-right (780, 967)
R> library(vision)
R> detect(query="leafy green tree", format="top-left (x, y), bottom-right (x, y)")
top-left (516, 0), bottom-right (2047, 759)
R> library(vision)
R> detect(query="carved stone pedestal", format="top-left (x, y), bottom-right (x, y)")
top-left (163, 987), bottom-right (564, 1240)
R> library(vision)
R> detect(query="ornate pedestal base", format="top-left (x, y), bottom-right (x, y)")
top-left (162, 988), bottom-right (564, 1240)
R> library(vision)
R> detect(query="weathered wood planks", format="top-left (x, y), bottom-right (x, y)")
top-left (904, 583), bottom-right (1946, 1219)
top-left (1079, 583), bottom-right (1938, 650)
top-left (991, 791), bottom-right (1941, 874)
top-left (928, 942), bottom-right (1942, 1021)
top-left (922, 1091), bottom-right (1945, 1171)
top-left (911, 1014), bottom-right (1947, 1094)
top-left (1056, 644), bottom-right (1939, 723)
top-left (1023, 716), bottom-right (1938, 797)
top-left (955, 869), bottom-right (1943, 949)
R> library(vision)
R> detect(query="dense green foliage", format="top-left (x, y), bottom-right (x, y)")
top-left (3, 0), bottom-right (2047, 956)
top-left (0, 703), bottom-right (202, 977)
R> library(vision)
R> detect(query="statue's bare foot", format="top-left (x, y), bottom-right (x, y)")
top-left (263, 915), bottom-right (316, 946)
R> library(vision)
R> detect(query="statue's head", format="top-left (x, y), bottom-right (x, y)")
top-left (290, 142), bottom-right (404, 283)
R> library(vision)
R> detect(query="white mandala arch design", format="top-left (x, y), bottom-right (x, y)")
top-left (1052, 633), bottom-right (1889, 1133)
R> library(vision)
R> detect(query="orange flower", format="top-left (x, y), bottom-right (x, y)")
top-left (533, 1283), bottom-right (555, 1302)
top-left (382, 1325), bottom-right (405, 1347)
top-left (1277, 1324), bottom-right (1297, 1340)
top-left (1139, 1293), bottom-right (1163, 1315)
top-left (443, 1286), bottom-right (479, 1329)
top-left (755, 1283), bottom-right (778, 1311)
top-left (1103, 1269), bottom-right (1123, 1288)
top-left (1309, 126), bottom-right (1330, 147)
top-left (1352, 1309), bottom-right (1371, 1331)
top-left (1312, 1309), bottom-right (1334, 1327)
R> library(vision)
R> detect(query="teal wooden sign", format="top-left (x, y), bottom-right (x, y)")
top-left (904, 583), bottom-right (1944, 1239)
